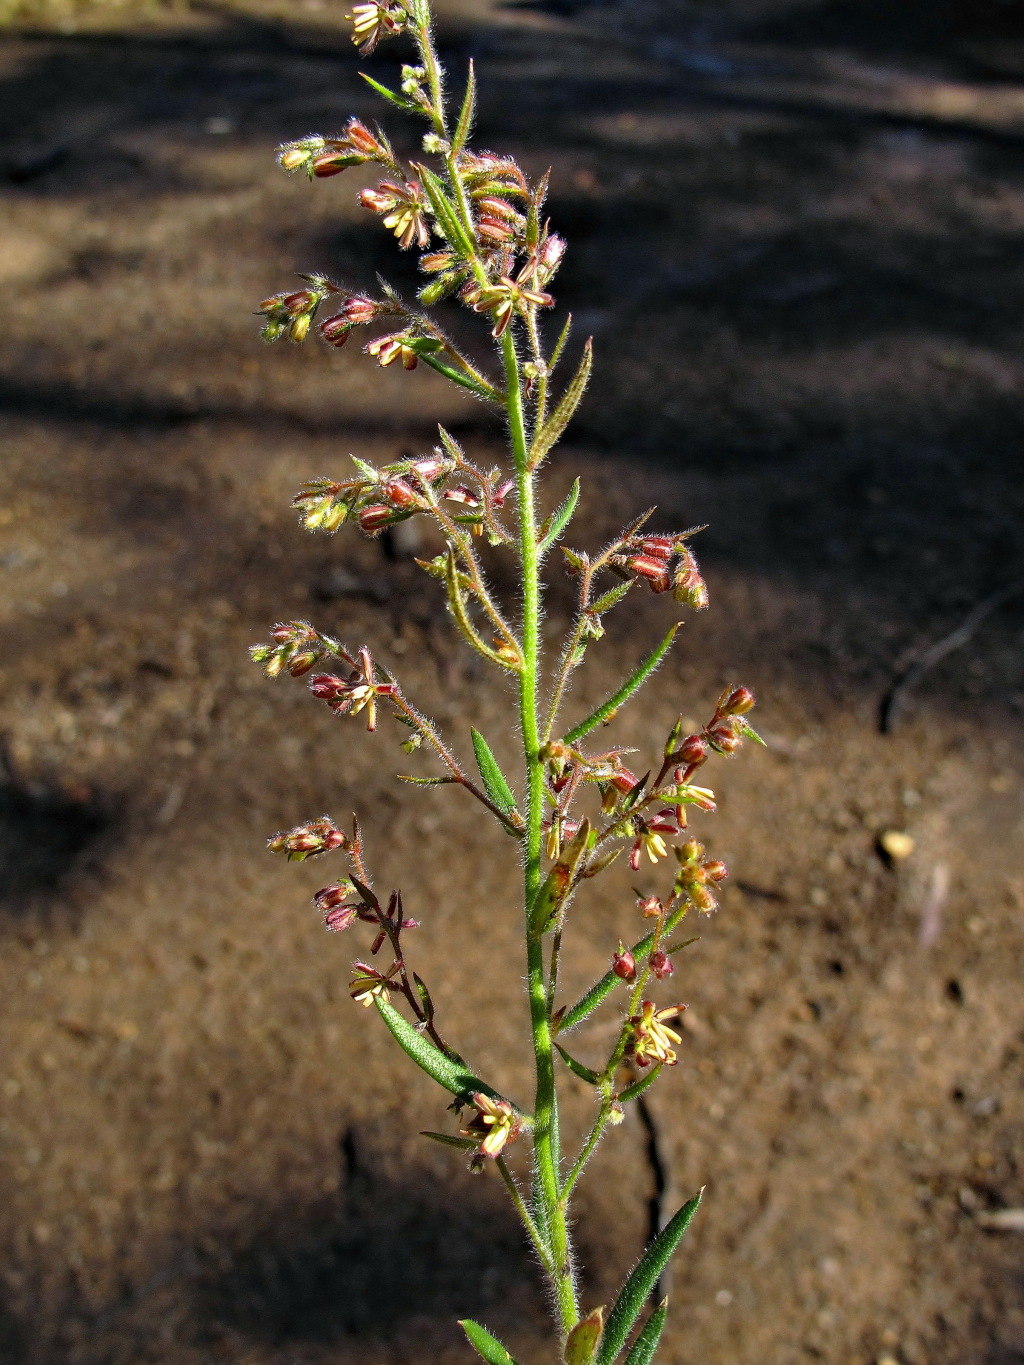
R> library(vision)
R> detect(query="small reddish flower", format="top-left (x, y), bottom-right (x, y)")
top-left (629, 809), bottom-right (680, 871)
top-left (359, 180), bottom-right (429, 249)
top-left (636, 893), bottom-right (664, 919)
top-left (612, 943), bottom-right (637, 982)
top-left (365, 331), bottom-right (422, 370)
top-left (349, 959), bottom-right (397, 1006)
top-left (461, 1093), bottom-right (521, 1159)
top-left (345, 0), bottom-right (407, 55)
top-left (649, 949), bottom-right (674, 980)
top-left (308, 647), bottom-right (397, 731)
top-left (267, 817), bottom-right (347, 862)
top-left (673, 546), bottom-right (708, 609)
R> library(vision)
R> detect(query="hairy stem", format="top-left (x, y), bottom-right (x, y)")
top-left (504, 325), bottom-right (578, 1336)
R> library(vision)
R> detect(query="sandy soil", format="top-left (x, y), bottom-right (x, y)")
top-left (1, 1), bottom-right (1023, 1362)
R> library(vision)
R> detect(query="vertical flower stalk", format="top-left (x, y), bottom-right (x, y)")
top-left (249, 3), bottom-right (764, 1362)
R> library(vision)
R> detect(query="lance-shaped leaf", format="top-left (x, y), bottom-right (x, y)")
top-left (452, 60), bottom-right (476, 154)
top-left (397, 774), bottom-right (458, 786)
top-left (420, 1130), bottom-right (478, 1150)
top-left (529, 818), bottom-right (591, 937)
top-left (555, 1043), bottom-right (600, 1085)
top-left (564, 624), bottom-right (680, 746)
top-left (460, 1319), bottom-right (520, 1365)
top-left (374, 997), bottom-right (500, 1101)
top-left (596, 1193), bottom-right (701, 1365)
top-left (419, 351), bottom-right (502, 403)
top-left (537, 477), bottom-right (581, 556)
top-left (471, 728), bottom-right (519, 818)
top-left (617, 1064), bottom-right (662, 1104)
top-left (529, 338), bottom-right (593, 468)
top-left (737, 719), bottom-right (768, 747)
top-left (549, 313), bottom-right (573, 371)
top-left (622, 1299), bottom-right (668, 1365)
top-left (565, 1307), bottom-right (605, 1365)
top-left (417, 163), bottom-right (477, 260)
top-left (588, 581), bottom-right (633, 617)
top-left (359, 71), bottom-right (420, 113)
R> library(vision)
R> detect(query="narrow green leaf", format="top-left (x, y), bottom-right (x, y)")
top-left (459, 1319), bottom-right (520, 1365)
top-left (737, 719), bottom-right (768, 747)
top-left (617, 1064), bottom-right (662, 1104)
top-left (419, 351), bottom-right (501, 402)
top-left (359, 71), bottom-right (420, 113)
top-left (420, 1130), bottom-right (478, 1150)
top-left (350, 455), bottom-right (378, 480)
top-left (596, 1194), bottom-right (702, 1365)
top-left (660, 934), bottom-right (699, 956)
top-left (471, 728), bottom-right (519, 817)
top-left (529, 338), bottom-right (593, 468)
top-left (374, 997), bottom-right (499, 1101)
top-left (589, 581), bottom-right (633, 616)
top-left (564, 624), bottom-right (681, 746)
top-left (397, 774), bottom-right (457, 786)
top-left (452, 60), bottom-right (477, 155)
top-left (555, 1043), bottom-right (600, 1085)
top-left (549, 313), bottom-right (573, 372)
top-left (622, 1300), bottom-right (668, 1365)
top-left (538, 477), bottom-right (581, 555)
top-left (418, 163), bottom-right (477, 259)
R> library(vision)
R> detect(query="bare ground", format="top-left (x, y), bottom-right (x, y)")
top-left (1, 1), bottom-right (1024, 1362)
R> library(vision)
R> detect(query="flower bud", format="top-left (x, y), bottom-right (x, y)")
top-left (309, 673), bottom-right (347, 699)
top-left (324, 905), bottom-right (357, 932)
top-left (612, 944), bottom-right (637, 982)
top-left (679, 838), bottom-right (702, 864)
top-left (702, 859), bottom-right (728, 882)
top-left (707, 721), bottom-right (742, 754)
top-left (674, 733), bottom-right (707, 766)
top-left (692, 885), bottom-right (717, 913)
top-left (320, 314), bottom-right (352, 347)
top-left (289, 313), bottom-right (311, 343)
top-left (345, 118), bottom-right (382, 156)
top-left (636, 894), bottom-right (664, 919)
top-left (607, 1099), bottom-right (625, 1125)
top-left (637, 535), bottom-right (675, 563)
top-left (382, 477), bottom-right (421, 509)
top-left (279, 146), bottom-right (310, 171)
top-left (719, 685), bottom-right (755, 716)
top-left (649, 949), bottom-right (674, 979)
top-left (625, 554), bottom-right (672, 592)
top-left (609, 767), bottom-right (640, 794)
top-left (358, 503), bottom-right (397, 533)
top-left (341, 295), bottom-right (379, 324)
top-left (287, 650), bottom-right (319, 677)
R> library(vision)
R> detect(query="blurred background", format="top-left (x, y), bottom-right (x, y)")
top-left (2, 0), bottom-right (1024, 1361)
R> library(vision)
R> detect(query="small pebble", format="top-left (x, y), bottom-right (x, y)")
top-left (880, 830), bottom-right (914, 861)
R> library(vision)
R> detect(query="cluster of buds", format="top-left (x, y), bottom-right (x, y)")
top-left (610, 531), bottom-right (708, 609)
top-left (345, 0), bottom-right (407, 54)
top-left (256, 276), bottom-right (340, 343)
top-left (290, 452), bottom-right (454, 536)
top-left (365, 330), bottom-right (442, 371)
top-left (628, 1001), bottom-right (687, 1068)
top-left (673, 838), bottom-right (728, 913)
top-left (612, 941), bottom-right (675, 984)
top-left (250, 620), bottom-right (338, 677)
top-left (309, 647), bottom-right (397, 732)
top-left (319, 294), bottom-right (382, 350)
top-left (360, 179), bottom-right (430, 250)
top-left (314, 879), bottom-right (372, 933)
top-left (460, 1093), bottom-right (522, 1162)
top-left (268, 817), bottom-right (348, 862)
top-left (664, 685), bottom-right (760, 790)
top-left (278, 119), bottom-right (387, 179)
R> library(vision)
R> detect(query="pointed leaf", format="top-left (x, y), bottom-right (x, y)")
top-left (417, 163), bottom-right (476, 259)
top-left (419, 351), bottom-right (501, 402)
top-left (555, 1043), bottom-right (600, 1085)
top-left (564, 624), bottom-right (680, 746)
top-left (549, 313), bottom-right (573, 371)
top-left (420, 1130), bottom-right (478, 1150)
top-left (359, 71), bottom-right (420, 112)
top-left (374, 997), bottom-right (499, 1101)
top-left (452, 60), bottom-right (477, 155)
top-left (471, 728), bottom-right (519, 818)
top-left (596, 1193), bottom-right (701, 1365)
top-left (397, 774), bottom-right (458, 786)
top-left (737, 719), bottom-right (768, 747)
top-left (459, 1319), bottom-right (520, 1365)
top-left (538, 477), bottom-right (581, 556)
top-left (622, 1300), bottom-right (668, 1365)
top-left (565, 1307), bottom-right (605, 1365)
top-left (589, 581), bottom-right (633, 616)
top-left (617, 1064), bottom-right (663, 1104)
top-left (529, 338), bottom-right (593, 468)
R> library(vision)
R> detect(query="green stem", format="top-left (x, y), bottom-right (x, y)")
top-left (496, 1156), bottom-right (556, 1275)
top-left (504, 325), bottom-right (578, 1337)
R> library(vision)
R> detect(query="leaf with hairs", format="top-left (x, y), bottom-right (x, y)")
top-left (549, 313), bottom-right (573, 371)
top-left (460, 1320), bottom-right (520, 1365)
top-left (397, 774), bottom-right (458, 786)
top-left (596, 1193), bottom-right (701, 1365)
top-left (564, 624), bottom-right (680, 746)
top-left (452, 60), bottom-right (476, 154)
top-left (417, 164), bottom-right (477, 259)
top-left (420, 1130), bottom-right (478, 1150)
top-left (616, 1065), bottom-right (662, 1104)
top-left (471, 728), bottom-right (519, 818)
top-left (374, 998), bottom-right (499, 1101)
top-left (529, 339), bottom-right (593, 468)
top-left (537, 477), bottom-right (581, 555)
top-left (622, 1300), bottom-right (668, 1365)
top-left (555, 1043), bottom-right (600, 1085)
top-left (588, 581), bottom-right (633, 616)
top-left (359, 71), bottom-right (420, 113)
top-left (419, 351), bottom-right (501, 402)
top-left (529, 819), bottom-right (590, 937)
top-left (565, 1307), bottom-right (605, 1365)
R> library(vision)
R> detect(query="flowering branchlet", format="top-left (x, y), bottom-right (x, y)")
top-left (268, 817), bottom-right (348, 862)
top-left (249, 2), bottom-right (763, 1354)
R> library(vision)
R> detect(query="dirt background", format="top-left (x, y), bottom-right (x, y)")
top-left (2, 0), bottom-right (1024, 1362)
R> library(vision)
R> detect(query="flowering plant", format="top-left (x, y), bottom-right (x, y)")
top-left (251, 3), bottom-right (762, 1359)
